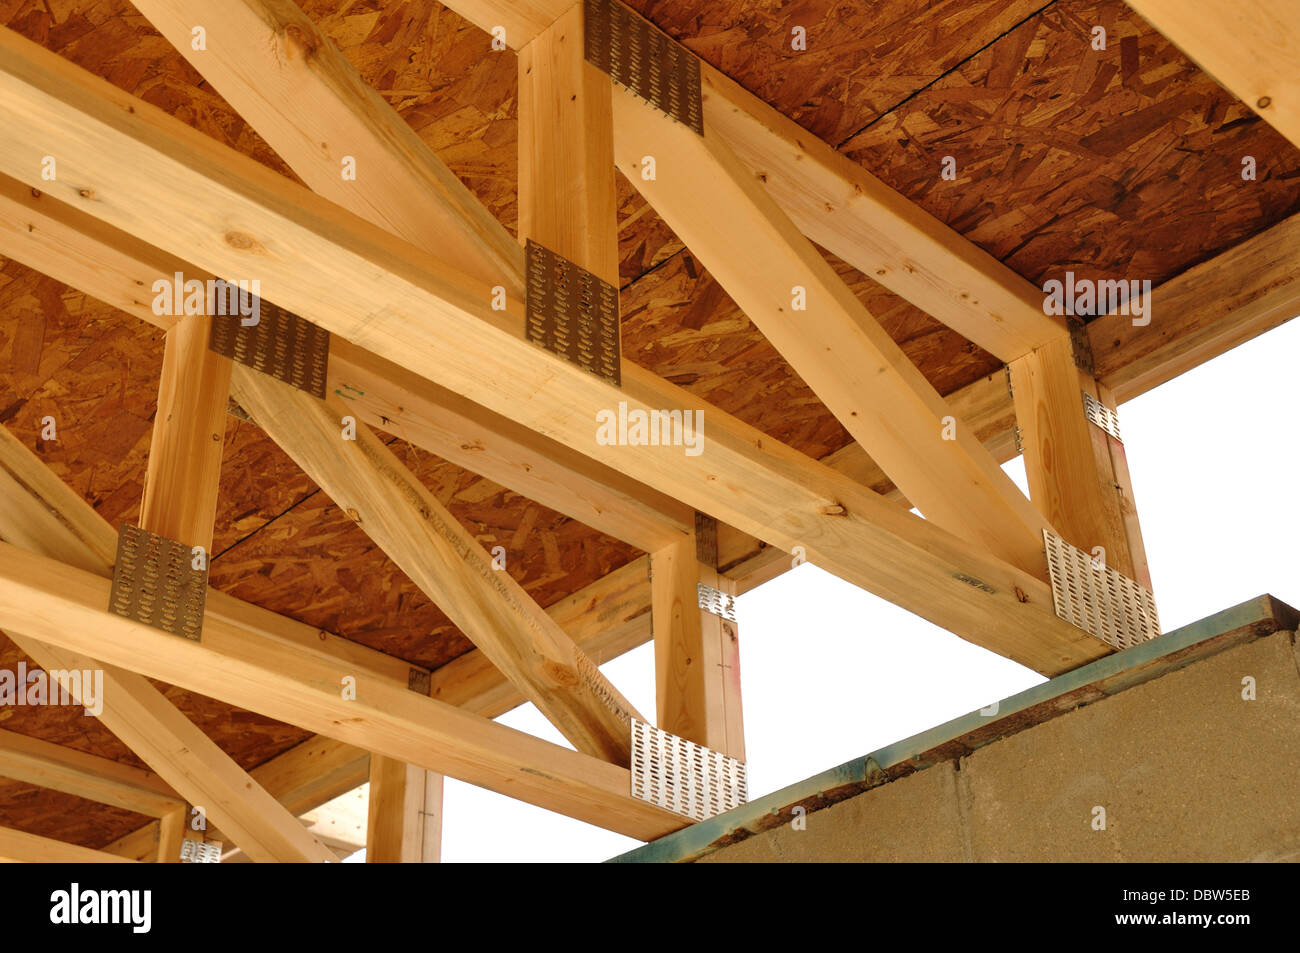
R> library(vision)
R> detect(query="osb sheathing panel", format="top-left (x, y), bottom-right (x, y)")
top-left (2, 0), bottom-right (1300, 850)
top-left (841, 0), bottom-right (1300, 294)
top-left (0, 777), bottom-right (149, 850)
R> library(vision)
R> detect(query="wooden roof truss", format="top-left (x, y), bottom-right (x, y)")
top-left (0, 0), bottom-right (1295, 859)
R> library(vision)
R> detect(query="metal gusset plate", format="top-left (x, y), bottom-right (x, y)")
top-left (208, 298), bottom-right (329, 398)
top-left (630, 719), bottom-right (746, 822)
top-left (525, 239), bottom-right (621, 386)
top-left (584, 0), bottom-right (703, 135)
top-left (108, 524), bottom-right (207, 642)
top-left (1044, 529), bottom-right (1159, 650)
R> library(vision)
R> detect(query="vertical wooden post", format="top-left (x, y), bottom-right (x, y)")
top-left (157, 804), bottom-right (185, 864)
top-left (1010, 336), bottom-right (1151, 585)
top-left (651, 515), bottom-right (745, 759)
top-left (518, 2), bottom-right (619, 287)
top-left (366, 755), bottom-right (442, 863)
top-left (139, 312), bottom-right (232, 553)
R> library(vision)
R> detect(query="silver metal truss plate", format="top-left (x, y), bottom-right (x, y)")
top-left (1082, 391), bottom-right (1123, 441)
top-left (630, 719), bottom-right (746, 822)
top-left (524, 240), bottom-right (621, 386)
top-left (1043, 530), bottom-right (1160, 650)
top-left (584, 0), bottom-right (703, 135)
top-left (109, 524), bottom-right (207, 641)
top-left (696, 581), bottom-right (736, 622)
top-left (179, 838), bottom-right (223, 863)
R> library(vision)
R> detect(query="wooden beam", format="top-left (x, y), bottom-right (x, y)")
top-left (650, 520), bottom-right (744, 758)
top-left (3, 631), bottom-right (338, 863)
top-left (123, 2), bottom-right (689, 560)
top-left (0, 727), bottom-right (181, 818)
top-left (130, 0), bottom-right (522, 293)
top-left (429, 554), bottom-right (652, 716)
top-left (0, 28), bottom-right (1102, 672)
top-left (1094, 381), bottom-right (1154, 591)
top-left (114, 735), bottom-right (370, 863)
top-left (1124, 0), bottom-right (1300, 150)
top-left (1009, 337), bottom-right (1145, 582)
top-left (230, 366), bottom-right (643, 765)
top-left (138, 312), bottom-right (231, 552)
top-left (518, 1), bottom-right (619, 285)
top-left (0, 541), bottom-right (686, 840)
top-left (0, 175), bottom-right (690, 555)
top-left (366, 757), bottom-right (441, 863)
top-left (0, 826), bottom-right (137, 863)
top-left (157, 806), bottom-right (185, 864)
top-left (0, 424), bottom-right (367, 862)
top-left (696, 61), bottom-right (1068, 362)
top-left (1091, 211), bottom-right (1300, 403)
top-left (5, 171), bottom-right (1285, 548)
top-left (245, 735), bottom-right (369, 819)
top-left (436, 0), bottom-right (1066, 361)
top-left (610, 78), bottom-right (1051, 578)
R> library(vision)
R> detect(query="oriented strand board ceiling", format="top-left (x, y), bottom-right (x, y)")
top-left (1, 0), bottom-right (1298, 848)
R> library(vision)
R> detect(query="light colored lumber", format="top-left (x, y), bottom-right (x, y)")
top-left (429, 555), bottom-right (653, 717)
top-left (1095, 382), bottom-right (1154, 591)
top-left (157, 806), bottom-right (184, 864)
top-left (0, 727), bottom-right (181, 818)
top-left (138, 312), bottom-right (231, 551)
top-left (3, 632), bottom-right (338, 863)
top-left (439, 0), bottom-right (1066, 360)
top-left (1009, 337), bottom-right (1144, 581)
top-left (0, 29), bottom-right (1104, 671)
top-left (0, 541), bottom-right (686, 840)
top-left (0, 175), bottom-right (690, 554)
top-left (246, 735), bottom-right (369, 818)
top-left (518, 1), bottom-right (620, 285)
top-left (430, 0), bottom-right (569, 43)
top-left (0, 826), bottom-right (137, 863)
top-left (230, 366), bottom-right (643, 765)
top-left (1125, 0), bottom-right (1300, 150)
top-left (7, 171), bottom-right (1284, 548)
top-left (366, 757), bottom-right (441, 863)
top-left (697, 61), bottom-right (1068, 361)
top-left (611, 79), bottom-right (1051, 578)
top-left (1091, 211), bottom-right (1300, 403)
top-left (650, 528), bottom-right (744, 758)
top-left (102, 823), bottom-right (162, 862)
top-left (130, 0), bottom-right (522, 292)
top-left (0, 425), bottom-right (362, 862)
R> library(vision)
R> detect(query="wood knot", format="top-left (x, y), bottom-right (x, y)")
top-left (223, 231), bottom-right (265, 254)
top-left (282, 22), bottom-right (318, 61)
top-left (1257, 96), bottom-right (1272, 109)
top-left (1014, 585), bottom-right (1029, 603)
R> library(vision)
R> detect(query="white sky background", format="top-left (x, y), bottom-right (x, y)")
top-left (349, 317), bottom-right (1300, 863)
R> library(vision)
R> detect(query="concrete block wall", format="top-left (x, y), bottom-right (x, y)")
top-left (698, 628), bottom-right (1300, 862)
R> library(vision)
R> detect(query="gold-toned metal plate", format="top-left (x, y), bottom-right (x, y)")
top-left (108, 524), bottom-right (207, 641)
top-left (694, 512), bottom-right (718, 569)
top-left (584, 0), bottom-right (703, 135)
top-left (408, 668), bottom-right (431, 695)
top-left (208, 298), bottom-right (329, 398)
top-left (525, 240), bottom-right (621, 386)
